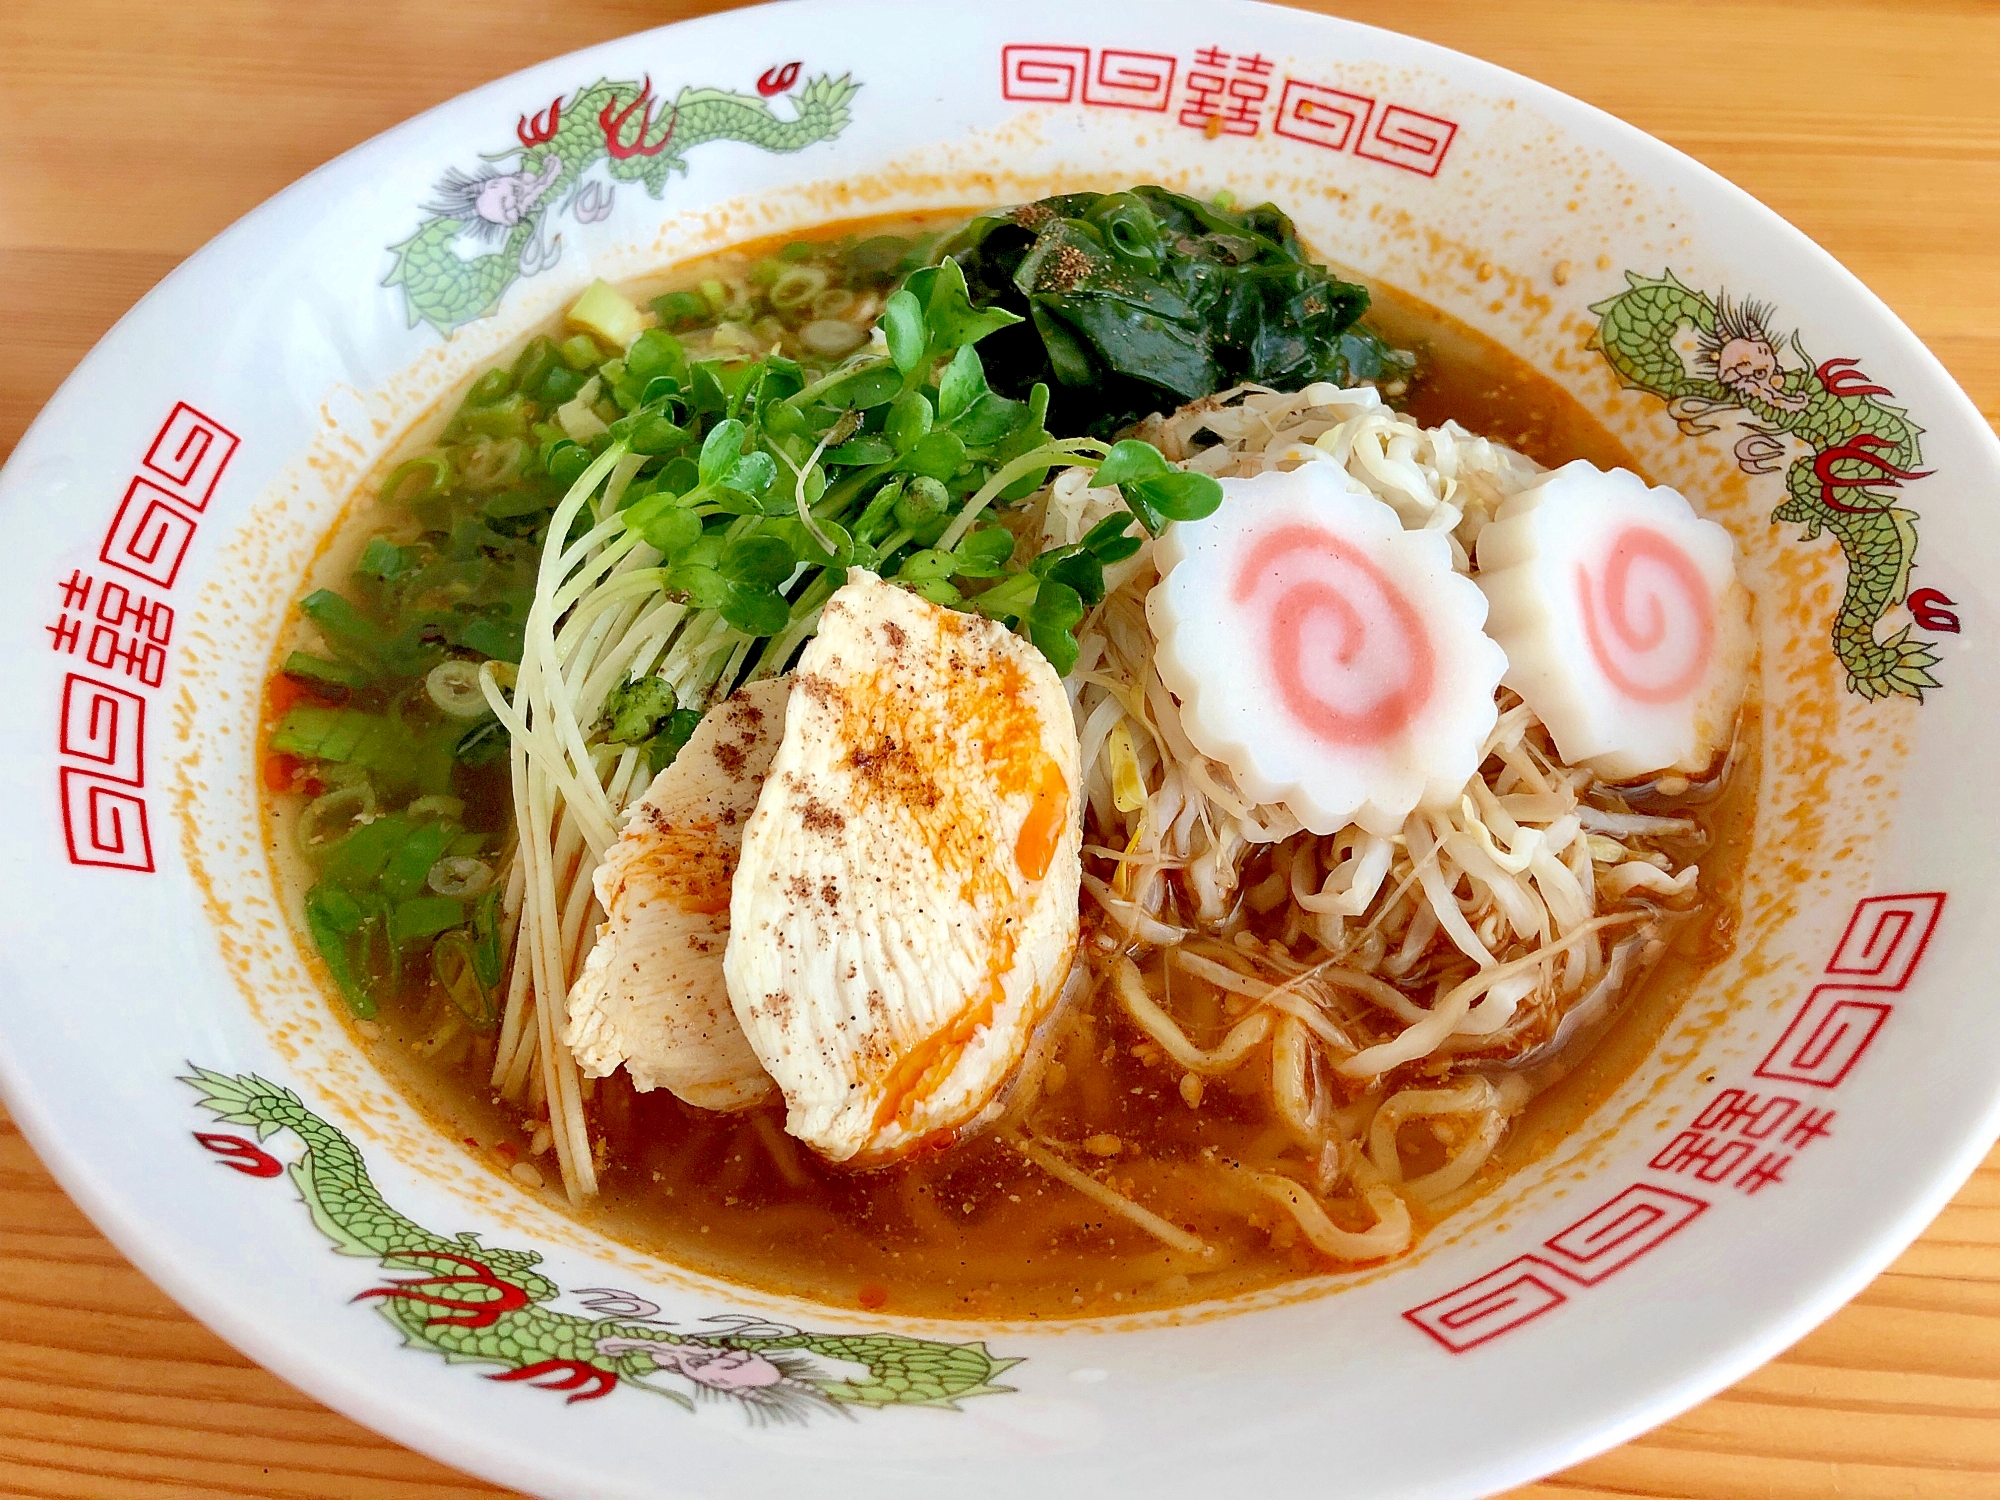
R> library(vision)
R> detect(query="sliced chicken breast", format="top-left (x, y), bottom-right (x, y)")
top-left (564, 678), bottom-right (788, 1112)
top-left (724, 571), bottom-right (1083, 1165)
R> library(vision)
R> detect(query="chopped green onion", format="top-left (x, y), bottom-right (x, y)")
top-left (651, 289), bottom-right (711, 330)
top-left (381, 820), bottom-right (454, 902)
top-left (452, 393), bottom-right (533, 441)
top-left (299, 589), bottom-right (410, 672)
top-left (388, 895), bottom-right (466, 946)
top-left (283, 652), bottom-right (371, 692)
top-left (464, 368), bottom-right (516, 408)
top-left (432, 931), bottom-right (497, 1029)
top-left (538, 364), bottom-right (591, 406)
top-left (454, 717), bottom-right (509, 766)
top-left (456, 614), bottom-right (525, 664)
top-left (558, 332), bottom-right (602, 370)
top-left (426, 855), bottom-right (494, 898)
top-left (317, 814), bottom-right (412, 890)
top-left (381, 454), bottom-right (450, 506)
top-left (304, 882), bottom-right (376, 1018)
top-left (566, 279), bottom-right (645, 349)
top-left (270, 705), bottom-right (401, 766)
top-left (511, 336), bottom-right (562, 397)
top-left (295, 781), bottom-right (375, 858)
top-left (426, 660), bottom-right (493, 719)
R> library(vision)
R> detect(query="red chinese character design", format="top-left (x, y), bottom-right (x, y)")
top-left (1663, 1090), bottom-right (1835, 1195)
top-left (1084, 50), bottom-right (1176, 111)
top-left (45, 614), bottom-right (81, 653)
top-left (86, 624), bottom-right (164, 687)
top-left (1735, 1153), bottom-right (1790, 1195)
top-left (1273, 78), bottom-right (1376, 152)
top-left (48, 399), bottom-right (237, 877)
top-left (1648, 1131), bottom-right (1752, 1184)
top-left (1223, 74), bottom-right (1269, 135)
top-left (1757, 893), bottom-right (1944, 1089)
top-left (1355, 103), bottom-right (1459, 177)
top-left (1177, 45), bottom-right (1268, 137)
top-left (1179, 60), bottom-right (1232, 134)
top-left (59, 674), bottom-right (145, 785)
top-left (1539, 1183), bottom-right (1709, 1285)
top-left (140, 401), bottom-right (240, 511)
top-left (1403, 1256), bottom-right (1571, 1353)
top-left (1001, 44), bottom-right (1087, 103)
top-left (97, 581), bottom-right (175, 642)
top-left (1398, 889), bottom-right (1945, 1357)
top-left (85, 581), bottom-right (175, 686)
top-left (100, 476), bottom-right (200, 588)
top-left (1693, 1088), bottom-right (1797, 1140)
top-left (1783, 1107), bottom-right (1836, 1150)
top-left (60, 768), bottom-right (154, 872)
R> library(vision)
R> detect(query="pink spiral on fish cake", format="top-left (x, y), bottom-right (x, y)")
top-left (1231, 523), bottom-right (1436, 747)
top-left (1574, 524), bottom-right (1715, 704)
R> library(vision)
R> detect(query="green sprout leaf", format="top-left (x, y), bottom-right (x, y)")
top-left (1124, 470), bottom-right (1222, 524)
top-left (697, 418), bottom-right (747, 486)
top-left (891, 475), bottom-right (952, 545)
top-left (969, 570), bottom-right (1040, 622)
top-left (760, 515), bottom-right (854, 568)
top-left (1082, 511), bottom-right (1142, 562)
top-left (882, 289), bottom-right (927, 374)
top-left (669, 532), bottom-right (796, 637)
top-left (885, 390), bottom-right (934, 454)
top-left (689, 361), bottom-right (728, 416)
top-left (913, 256), bottom-right (1024, 355)
top-left (1091, 438), bottom-right (1172, 489)
top-left (622, 413), bottom-right (686, 455)
top-left (952, 525), bottom-right (1016, 578)
top-left (719, 533), bottom-right (796, 591)
top-left (1038, 547), bottom-right (1107, 607)
top-left (937, 343), bottom-right (988, 423)
top-left (669, 563), bottom-right (731, 612)
top-left (896, 548), bottom-right (958, 584)
top-left (1024, 578), bottom-right (1086, 676)
top-left (826, 435), bottom-right (896, 466)
top-left (631, 502), bottom-right (702, 560)
top-left (722, 450), bottom-right (778, 498)
top-left (722, 590), bottom-right (792, 636)
top-left (902, 429), bottom-right (966, 481)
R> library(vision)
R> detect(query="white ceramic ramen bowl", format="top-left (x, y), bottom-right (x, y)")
top-left (3, 2), bottom-right (1996, 1495)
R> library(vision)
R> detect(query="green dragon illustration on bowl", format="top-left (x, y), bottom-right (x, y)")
top-left (184, 1067), bottom-right (1018, 1421)
top-left (386, 65), bottom-right (861, 334)
top-left (1591, 269), bottom-right (1951, 700)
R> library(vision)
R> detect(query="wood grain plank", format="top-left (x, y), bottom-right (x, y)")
top-left (0, 248), bottom-right (181, 460)
top-left (1, 2), bottom-right (1997, 1498)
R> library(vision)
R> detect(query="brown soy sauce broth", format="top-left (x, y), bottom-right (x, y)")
top-left (273, 212), bottom-right (1754, 1323)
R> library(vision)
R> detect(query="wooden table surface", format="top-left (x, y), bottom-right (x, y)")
top-left (4, 1), bottom-right (1997, 1495)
